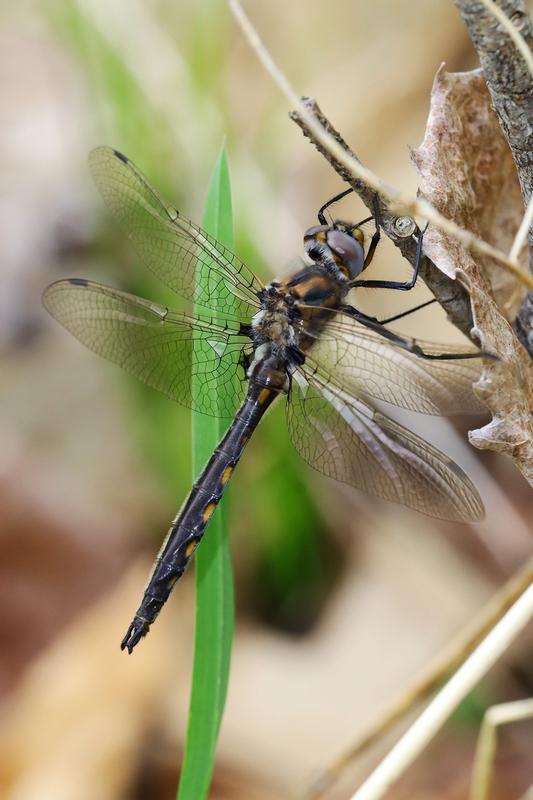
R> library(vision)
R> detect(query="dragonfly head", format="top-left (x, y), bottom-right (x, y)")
top-left (304, 222), bottom-right (365, 280)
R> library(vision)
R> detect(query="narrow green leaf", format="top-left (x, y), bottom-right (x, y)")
top-left (177, 147), bottom-right (235, 800)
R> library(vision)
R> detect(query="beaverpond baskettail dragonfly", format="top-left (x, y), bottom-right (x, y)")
top-left (43, 147), bottom-right (490, 653)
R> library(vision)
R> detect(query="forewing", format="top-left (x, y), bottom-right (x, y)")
top-left (286, 368), bottom-right (484, 522)
top-left (43, 279), bottom-right (251, 417)
top-left (88, 147), bottom-right (263, 320)
top-left (304, 312), bottom-right (485, 415)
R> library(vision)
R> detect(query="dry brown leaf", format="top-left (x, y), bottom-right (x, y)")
top-left (411, 65), bottom-right (533, 485)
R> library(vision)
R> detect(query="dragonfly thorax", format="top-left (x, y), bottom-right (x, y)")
top-left (252, 282), bottom-right (300, 350)
top-left (246, 282), bottom-right (305, 393)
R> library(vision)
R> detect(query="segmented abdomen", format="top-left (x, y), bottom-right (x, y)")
top-left (121, 380), bottom-right (279, 652)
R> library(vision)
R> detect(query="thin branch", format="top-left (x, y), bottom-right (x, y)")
top-left (228, 0), bottom-right (533, 294)
top-left (349, 582), bottom-right (533, 800)
top-left (304, 558), bottom-right (533, 799)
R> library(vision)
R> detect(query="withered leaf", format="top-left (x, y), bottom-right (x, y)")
top-left (411, 65), bottom-right (532, 484)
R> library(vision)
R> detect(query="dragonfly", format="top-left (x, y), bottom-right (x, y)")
top-left (43, 146), bottom-right (489, 653)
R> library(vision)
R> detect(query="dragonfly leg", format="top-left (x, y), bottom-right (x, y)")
top-left (341, 297), bottom-right (438, 328)
top-left (339, 303), bottom-right (494, 362)
top-left (317, 187), bottom-right (354, 225)
top-left (362, 194), bottom-right (381, 269)
top-left (349, 221), bottom-right (428, 292)
top-left (377, 298), bottom-right (438, 325)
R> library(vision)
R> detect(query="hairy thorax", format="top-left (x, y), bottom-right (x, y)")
top-left (251, 284), bottom-right (299, 352)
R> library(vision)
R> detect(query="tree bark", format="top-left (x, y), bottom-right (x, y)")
top-left (454, 0), bottom-right (533, 353)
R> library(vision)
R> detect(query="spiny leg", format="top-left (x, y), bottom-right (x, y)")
top-left (349, 221), bottom-right (428, 292)
top-left (339, 303), bottom-right (496, 362)
top-left (351, 297), bottom-right (438, 327)
top-left (317, 187), bottom-right (354, 225)
top-left (362, 194), bottom-right (382, 270)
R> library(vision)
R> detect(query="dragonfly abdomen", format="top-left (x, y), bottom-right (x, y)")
top-left (121, 378), bottom-right (281, 653)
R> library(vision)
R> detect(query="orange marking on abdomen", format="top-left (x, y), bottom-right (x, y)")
top-left (221, 465), bottom-right (233, 485)
top-left (202, 502), bottom-right (217, 524)
top-left (184, 540), bottom-right (197, 559)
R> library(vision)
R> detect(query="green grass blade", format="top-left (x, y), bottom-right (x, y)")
top-left (177, 147), bottom-right (235, 800)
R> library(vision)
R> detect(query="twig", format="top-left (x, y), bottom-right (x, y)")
top-left (349, 582), bottom-right (533, 800)
top-left (304, 558), bottom-right (533, 799)
top-left (228, 0), bottom-right (533, 298)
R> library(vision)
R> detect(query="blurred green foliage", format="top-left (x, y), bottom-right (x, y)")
top-left (451, 685), bottom-right (494, 730)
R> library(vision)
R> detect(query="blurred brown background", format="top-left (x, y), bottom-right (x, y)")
top-left (0, 1), bottom-right (532, 798)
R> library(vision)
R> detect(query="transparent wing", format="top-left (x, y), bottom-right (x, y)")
top-left (303, 311), bottom-right (485, 415)
top-left (43, 279), bottom-right (252, 417)
top-left (286, 368), bottom-right (484, 522)
top-left (88, 146), bottom-right (263, 320)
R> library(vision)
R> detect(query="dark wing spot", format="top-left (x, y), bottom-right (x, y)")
top-left (113, 149), bottom-right (129, 164)
top-left (68, 278), bottom-right (89, 286)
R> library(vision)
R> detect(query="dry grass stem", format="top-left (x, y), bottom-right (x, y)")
top-left (347, 582), bottom-right (533, 800)
top-left (469, 698), bottom-right (533, 800)
top-left (304, 558), bottom-right (533, 799)
top-left (227, 0), bottom-right (396, 200)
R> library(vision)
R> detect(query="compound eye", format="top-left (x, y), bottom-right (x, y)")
top-left (326, 229), bottom-right (365, 278)
top-left (303, 224), bottom-right (330, 241)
